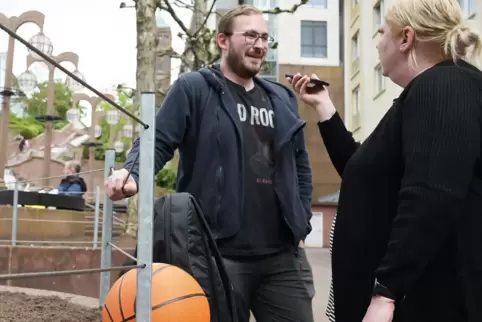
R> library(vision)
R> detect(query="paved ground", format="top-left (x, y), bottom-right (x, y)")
top-left (308, 248), bottom-right (331, 322)
top-left (251, 248), bottom-right (331, 322)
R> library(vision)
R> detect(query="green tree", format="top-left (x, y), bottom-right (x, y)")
top-left (20, 81), bottom-right (74, 120)
top-left (155, 150), bottom-right (178, 190)
top-left (9, 81), bottom-right (76, 138)
top-left (8, 113), bottom-right (44, 139)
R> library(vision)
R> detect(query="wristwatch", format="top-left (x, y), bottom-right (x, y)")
top-left (372, 279), bottom-right (397, 301)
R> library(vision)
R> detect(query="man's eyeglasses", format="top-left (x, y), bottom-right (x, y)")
top-left (226, 31), bottom-right (274, 45)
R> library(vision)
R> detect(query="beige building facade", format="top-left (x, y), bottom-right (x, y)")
top-left (343, 0), bottom-right (479, 141)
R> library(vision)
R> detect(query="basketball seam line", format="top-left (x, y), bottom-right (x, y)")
top-left (104, 304), bottom-right (114, 322)
top-left (118, 273), bottom-right (127, 321)
top-left (124, 293), bottom-right (207, 321)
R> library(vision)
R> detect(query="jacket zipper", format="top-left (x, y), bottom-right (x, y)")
top-left (214, 105), bottom-right (222, 233)
top-left (215, 165), bottom-right (223, 230)
top-left (164, 195), bottom-right (171, 263)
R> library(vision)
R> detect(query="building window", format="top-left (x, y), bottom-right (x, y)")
top-left (374, 63), bottom-right (385, 95)
top-left (300, 21), bottom-right (328, 58)
top-left (352, 86), bottom-right (360, 116)
top-left (351, 32), bottom-right (359, 60)
top-left (307, 0), bottom-right (327, 8)
top-left (265, 14), bottom-right (278, 61)
top-left (459, 0), bottom-right (475, 17)
top-left (373, 0), bottom-right (385, 30)
top-left (252, 0), bottom-right (277, 8)
top-left (351, 31), bottom-right (360, 73)
top-left (352, 85), bottom-right (360, 128)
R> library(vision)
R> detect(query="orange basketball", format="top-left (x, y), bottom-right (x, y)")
top-left (102, 263), bottom-right (210, 322)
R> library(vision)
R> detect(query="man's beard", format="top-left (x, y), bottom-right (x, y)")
top-left (226, 47), bottom-right (264, 79)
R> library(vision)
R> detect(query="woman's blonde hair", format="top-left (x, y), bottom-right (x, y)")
top-left (386, 0), bottom-right (482, 67)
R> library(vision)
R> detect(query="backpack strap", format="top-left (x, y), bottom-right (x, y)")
top-left (184, 70), bottom-right (214, 131)
top-left (190, 195), bottom-right (238, 322)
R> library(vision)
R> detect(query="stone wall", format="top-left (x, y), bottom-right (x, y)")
top-left (0, 206), bottom-right (88, 240)
top-left (0, 246), bottom-right (134, 298)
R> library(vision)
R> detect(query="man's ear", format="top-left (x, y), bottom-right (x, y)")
top-left (217, 33), bottom-right (229, 51)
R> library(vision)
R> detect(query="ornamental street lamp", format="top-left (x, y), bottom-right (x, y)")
top-left (0, 10), bottom-right (50, 185)
top-left (104, 108), bottom-right (138, 158)
top-left (26, 52), bottom-right (85, 187)
top-left (16, 70), bottom-right (38, 92)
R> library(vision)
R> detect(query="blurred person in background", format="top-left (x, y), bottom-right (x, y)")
top-left (57, 161), bottom-right (87, 198)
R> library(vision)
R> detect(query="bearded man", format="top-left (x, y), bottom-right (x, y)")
top-left (104, 5), bottom-right (315, 321)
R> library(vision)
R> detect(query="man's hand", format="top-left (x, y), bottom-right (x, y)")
top-left (362, 296), bottom-right (395, 322)
top-left (299, 240), bottom-right (305, 248)
top-left (104, 169), bottom-right (137, 201)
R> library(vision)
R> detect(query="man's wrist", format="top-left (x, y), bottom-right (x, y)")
top-left (118, 168), bottom-right (130, 176)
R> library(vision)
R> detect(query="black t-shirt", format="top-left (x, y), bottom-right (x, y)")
top-left (217, 79), bottom-right (292, 256)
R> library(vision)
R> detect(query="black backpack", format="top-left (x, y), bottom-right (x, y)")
top-left (119, 193), bottom-right (237, 322)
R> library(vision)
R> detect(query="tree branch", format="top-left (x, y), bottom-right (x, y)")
top-left (172, 0), bottom-right (194, 10)
top-left (157, 0), bottom-right (191, 36)
top-left (193, 0), bottom-right (217, 37)
top-left (262, 0), bottom-right (308, 14)
top-left (154, 0), bottom-right (308, 72)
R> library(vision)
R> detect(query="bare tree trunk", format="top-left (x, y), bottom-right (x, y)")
top-left (125, 0), bottom-right (158, 238)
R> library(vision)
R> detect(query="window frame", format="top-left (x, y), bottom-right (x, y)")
top-left (300, 20), bottom-right (328, 58)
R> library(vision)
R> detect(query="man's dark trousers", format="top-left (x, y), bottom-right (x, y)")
top-left (222, 247), bottom-right (315, 322)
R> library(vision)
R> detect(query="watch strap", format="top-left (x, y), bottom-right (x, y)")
top-left (372, 279), bottom-right (397, 301)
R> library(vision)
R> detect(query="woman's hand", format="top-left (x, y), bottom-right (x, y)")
top-left (287, 73), bottom-right (336, 122)
top-left (362, 296), bottom-right (395, 322)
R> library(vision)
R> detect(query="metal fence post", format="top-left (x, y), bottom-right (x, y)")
top-left (93, 185), bottom-right (101, 249)
top-left (11, 182), bottom-right (19, 246)
top-left (136, 92), bottom-right (155, 321)
top-left (99, 149), bottom-right (115, 307)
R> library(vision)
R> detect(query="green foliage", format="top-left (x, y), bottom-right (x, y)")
top-left (155, 150), bottom-right (178, 190)
top-left (9, 114), bottom-right (44, 139)
top-left (9, 81), bottom-right (73, 137)
top-left (20, 81), bottom-right (75, 119)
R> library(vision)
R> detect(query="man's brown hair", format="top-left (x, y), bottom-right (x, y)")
top-left (217, 4), bottom-right (263, 35)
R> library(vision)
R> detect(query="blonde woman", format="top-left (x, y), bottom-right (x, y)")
top-left (288, 0), bottom-right (482, 321)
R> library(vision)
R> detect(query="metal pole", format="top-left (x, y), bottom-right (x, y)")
top-left (99, 149), bottom-right (115, 307)
top-left (136, 92), bottom-right (156, 322)
top-left (0, 264), bottom-right (143, 281)
top-left (0, 36), bottom-right (15, 186)
top-left (11, 182), bottom-right (19, 246)
top-left (43, 67), bottom-right (55, 187)
top-left (93, 185), bottom-right (101, 249)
